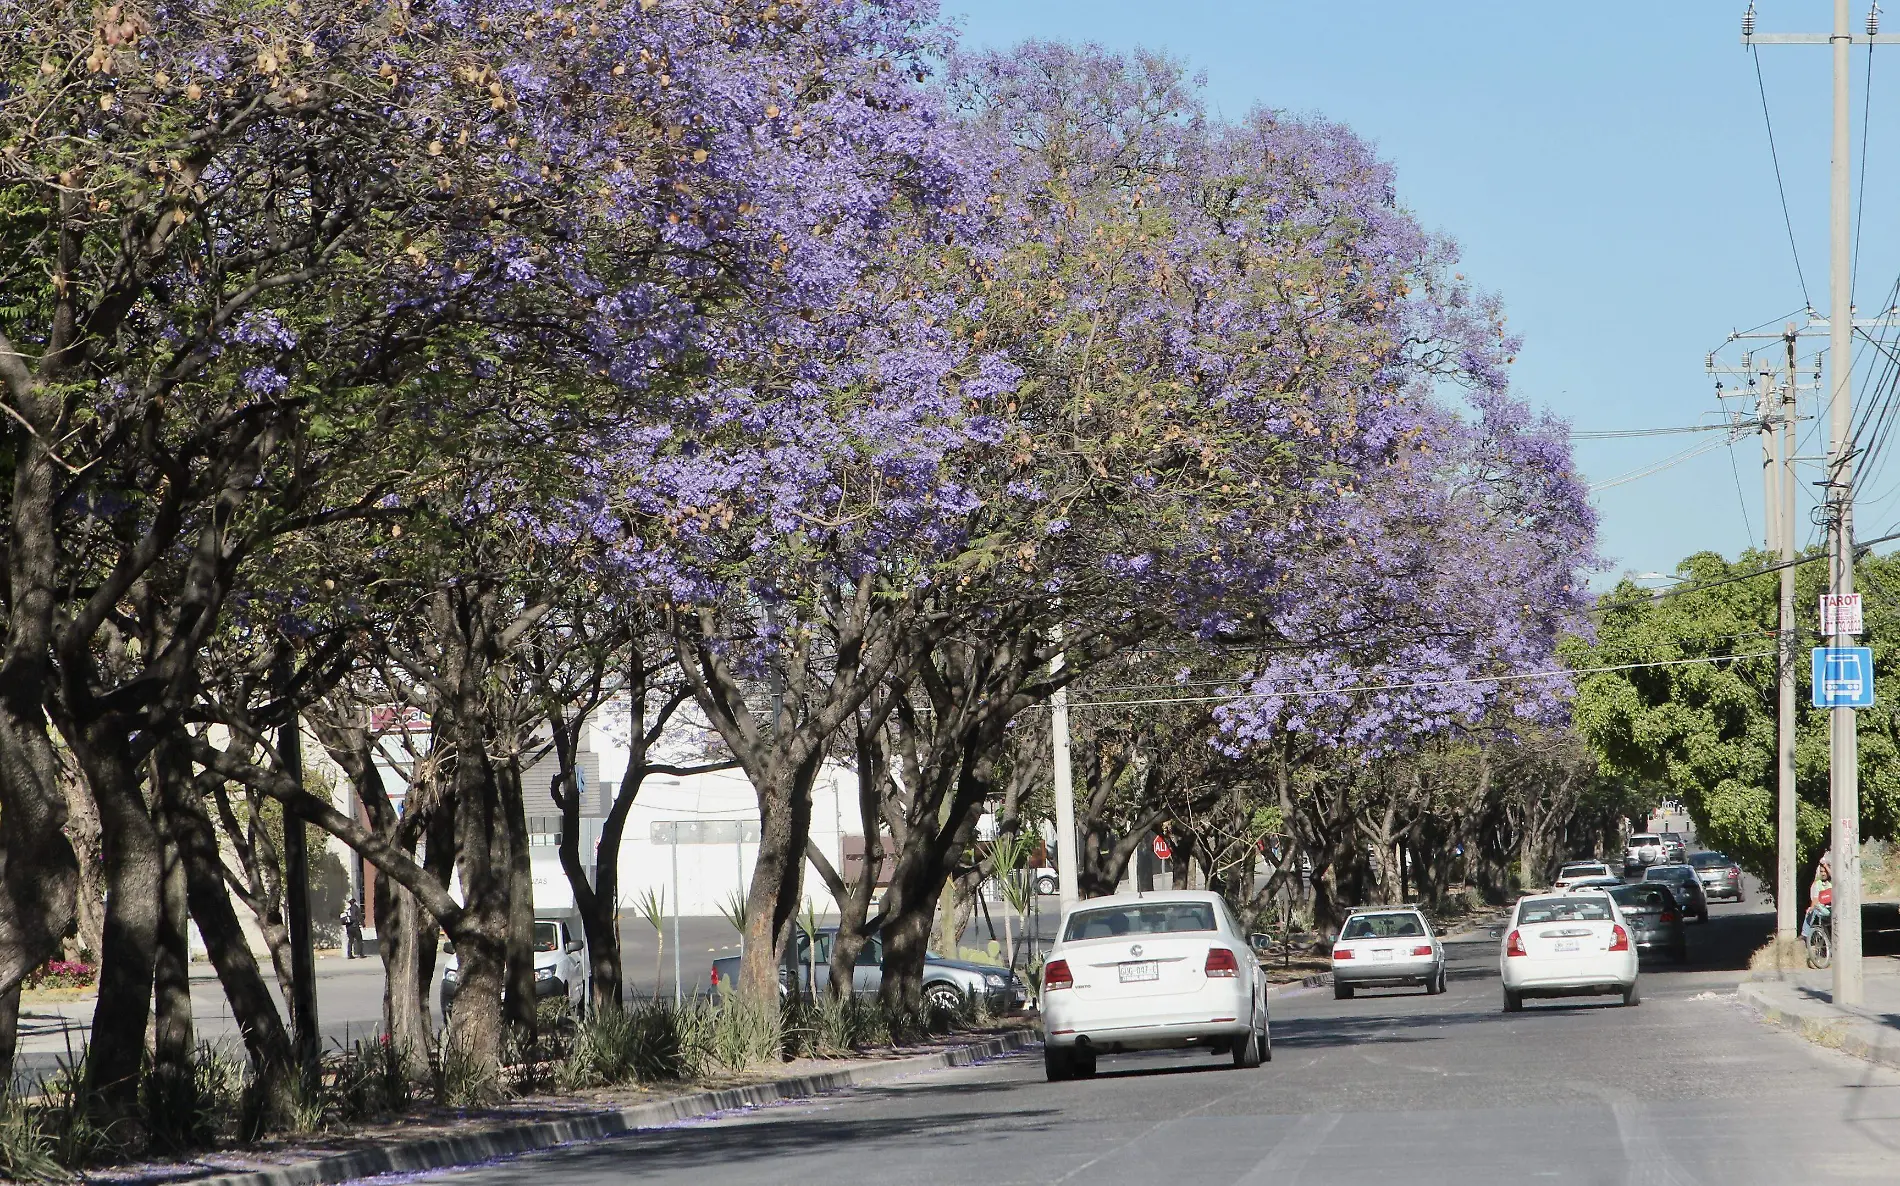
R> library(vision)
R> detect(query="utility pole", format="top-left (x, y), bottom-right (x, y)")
top-left (1049, 632), bottom-right (1079, 911)
top-left (1777, 330), bottom-right (1800, 958)
top-left (1745, 0), bottom-right (1881, 1007)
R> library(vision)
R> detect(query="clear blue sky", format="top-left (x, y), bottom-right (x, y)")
top-left (945, 1), bottom-right (1900, 585)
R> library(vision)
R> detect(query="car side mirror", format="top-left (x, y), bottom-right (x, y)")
top-left (442, 941), bottom-right (454, 954)
top-left (1249, 933), bottom-right (1274, 955)
top-left (565, 941), bottom-right (583, 954)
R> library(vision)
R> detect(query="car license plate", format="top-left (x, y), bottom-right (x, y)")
top-left (1555, 940), bottom-right (1580, 952)
top-left (1118, 961), bottom-right (1159, 983)
top-left (1370, 949), bottom-right (1395, 962)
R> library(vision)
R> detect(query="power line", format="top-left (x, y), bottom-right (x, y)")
top-left (1588, 436), bottom-right (1731, 492)
top-left (1057, 652), bottom-right (1775, 711)
top-left (1853, 41), bottom-right (1876, 298)
top-left (1727, 438), bottom-right (1756, 545)
top-left (1572, 422), bottom-right (1741, 440)
top-left (1751, 44), bottom-right (1814, 309)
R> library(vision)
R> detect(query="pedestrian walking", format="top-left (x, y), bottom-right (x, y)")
top-left (342, 899), bottom-right (363, 959)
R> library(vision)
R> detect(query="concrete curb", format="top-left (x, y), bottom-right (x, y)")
top-left (178, 1031), bottom-right (1034, 1186)
top-left (1737, 981), bottom-right (1900, 1071)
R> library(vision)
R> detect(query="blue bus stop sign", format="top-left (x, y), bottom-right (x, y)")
top-left (1812, 647), bottom-right (1876, 708)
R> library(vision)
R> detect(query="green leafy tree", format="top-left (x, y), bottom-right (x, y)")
top-left (1569, 549), bottom-right (1900, 899)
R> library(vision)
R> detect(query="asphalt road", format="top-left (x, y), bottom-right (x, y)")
top-left (410, 894), bottom-right (1900, 1186)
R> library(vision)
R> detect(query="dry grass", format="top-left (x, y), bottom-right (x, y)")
top-left (1748, 935), bottom-right (1807, 976)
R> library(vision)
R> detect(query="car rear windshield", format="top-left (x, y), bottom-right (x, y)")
top-left (1645, 867), bottom-right (1693, 883)
top-left (1340, 913), bottom-right (1427, 940)
top-left (1560, 864), bottom-right (1605, 876)
top-left (1063, 902), bottom-right (1216, 941)
top-left (1610, 885), bottom-right (1670, 910)
top-left (1688, 852), bottom-right (1730, 868)
top-left (1629, 836), bottom-right (1660, 845)
top-left (1518, 898), bottom-right (1613, 924)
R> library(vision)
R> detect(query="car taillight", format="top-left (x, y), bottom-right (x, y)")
top-left (1609, 925), bottom-right (1631, 953)
top-left (1205, 948), bottom-right (1240, 978)
top-left (1506, 930), bottom-right (1526, 957)
top-left (1043, 959), bottom-right (1073, 990)
top-left (1411, 945), bottom-right (1433, 957)
top-left (1729, 868), bottom-right (1741, 880)
top-left (709, 966), bottom-right (719, 987)
top-left (1660, 911), bottom-right (1678, 923)
top-left (1333, 944), bottom-right (1355, 959)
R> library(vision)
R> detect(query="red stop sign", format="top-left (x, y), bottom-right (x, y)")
top-left (1152, 835), bottom-right (1172, 860)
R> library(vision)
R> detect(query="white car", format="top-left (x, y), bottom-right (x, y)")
top-left (441, 917), bottom-right (589, 1018)
top-left (1040, 891), bottom-right (1269, 1080)
top-left (1553, 861), bottom-right (1613, 890)
top-left (1329, 907), bottom-right (1445, 998)
top-left (1499, 892), bottom-right (1639, 1012)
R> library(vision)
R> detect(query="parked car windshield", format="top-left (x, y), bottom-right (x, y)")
top-left (533, 922), bottom-right (559, 952)
top-left (1688, 852), bottom-right (1731, 868)
top-left (1518, 897), bottom-right (1613, 924)
top-left (1340, 913), bottom-right (1426, 940)
top-left (1063, 902), bottom-right (1216, 941)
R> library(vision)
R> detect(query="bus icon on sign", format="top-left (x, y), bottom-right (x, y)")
top-left (1813, 647), bottom-right (1876, 708)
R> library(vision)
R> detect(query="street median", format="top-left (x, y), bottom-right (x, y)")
top-left (167, 1030), bottom-right (1034, 1186)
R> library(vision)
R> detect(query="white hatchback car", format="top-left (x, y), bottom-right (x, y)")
top-left (1329, 907), bottom-right (1445, 998)
top-left (1553, 861), bottom-right (1613, 890)
top-left (1040, 891), bottom-right (1269, 1080)
top-left (1499, 892), bottom-right (1639, 1011)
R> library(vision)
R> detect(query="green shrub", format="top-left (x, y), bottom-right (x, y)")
top-left (0, 1090), bottom-right (64, 1183)
top-left (560, 1003), bottom-right (692, 1087)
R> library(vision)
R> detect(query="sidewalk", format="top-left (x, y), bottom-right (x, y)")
top-left (1737, 955), bottom-right (1900, 1071)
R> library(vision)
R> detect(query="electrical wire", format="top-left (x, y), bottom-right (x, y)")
top-left (1727, 439), bottom-right (1756, 545)
top-left (1854, 40), bottom-right (1875, 299)
top-left (1056, 652), bottom-right (1775, 711)
top-left (1587, 436), bottom-right (1731, 492)
top-left (1752, 45), bottom-right (1814, 309)
top-left (1571, 423), bottom-right (1742, 440)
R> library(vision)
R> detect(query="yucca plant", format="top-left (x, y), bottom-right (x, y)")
top-left (634, 887), bottom-right (668, 999)
top-left (0, 1089), bottom-right (64, 1183)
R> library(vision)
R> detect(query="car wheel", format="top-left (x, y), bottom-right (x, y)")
top-left (924, 983), bottom-right (964, 1015)
top-left (1622, 980), bottom-right (1641, 1008)
top-left (1435, 969), bottom-right (1448, 994)
top-left (1232, 1024), bottom-right (1263, 1069)
top-left (1502, 988), bottom-right (1522, 1013)
top-left (1035, 873), bottom-right (1058, 896)
top-left (1044, 1045), bottom-right (1074, 1082)
top-left (1671, 942), bottom-right (1687, 963)
top-left (1697, 909), bottom-right (1709, 924)
top-left (1073, 1048), bottom-right (1098, 1079)
top-left (1333, 982), bottom-right (1354, 1000)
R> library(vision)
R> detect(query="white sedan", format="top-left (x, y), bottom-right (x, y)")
top-left (1499, 892), bottom-right (1639, 1011)
top-left (1553, 861), bottom-right (1613, 890)
top-left (1040, 891), bottom-right (1270, 1080)
top-left (1329, 907), bottom-right (1445, 997)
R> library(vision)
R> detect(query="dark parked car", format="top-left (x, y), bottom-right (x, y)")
top-left (1687, 851), bottom-right (1746, 903)
top-left (1609, 882), bottom-right (1687, 962)
top-left (709, 926), bottom-right (1028, 1013)
top-left (1643, 864), bottom-right (1710, 923)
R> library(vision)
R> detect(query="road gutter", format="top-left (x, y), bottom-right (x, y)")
top-left (1736, 979), bottom-right (1900, 1071)
top-left (155, 1031), bottom-right (1034, 1186)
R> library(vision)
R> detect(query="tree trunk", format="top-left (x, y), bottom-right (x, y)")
top-left (0, 395), bottom-right (83, 1004)
top-left (82, 734), bottom-right (162, 1124)
top-left (57, 755), bottom-right (107, 962)
top-left (737, 758), bottom-right (818, 1004)
top-left (496, 753), bottom-right (538, 1037)
top-left (148, 794), bottom-right (195, 1147)
top-left (0, 981), bottom-right (18, 1087)
top-left (160, 754), bottom-right (296, 1124)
